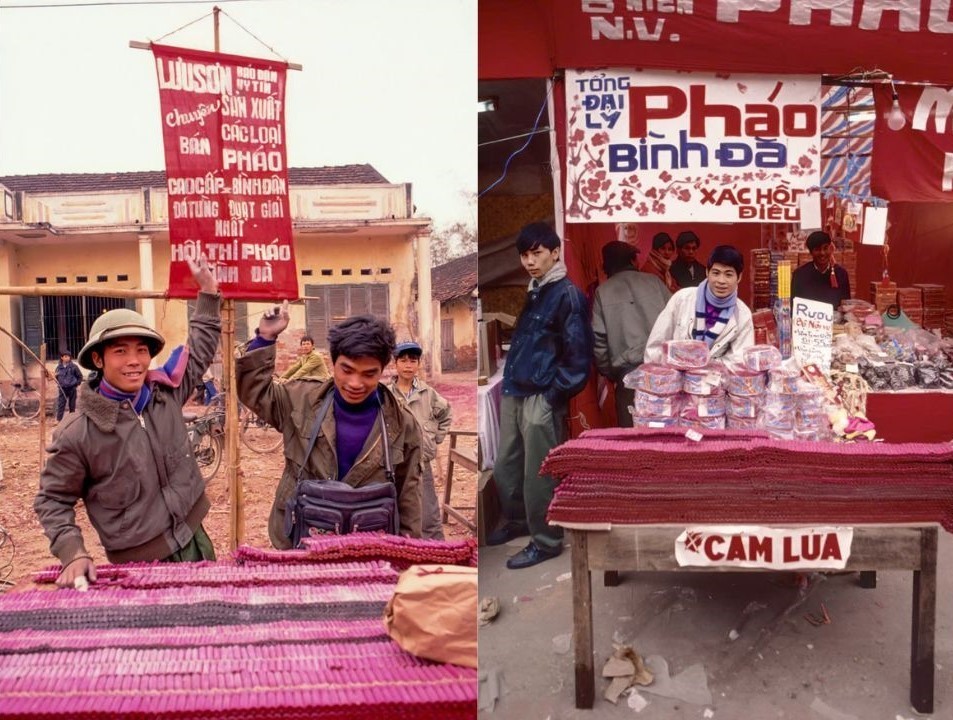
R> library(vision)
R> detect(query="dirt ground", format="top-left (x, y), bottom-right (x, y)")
top-left (0, 371), bottom-right (476, 590)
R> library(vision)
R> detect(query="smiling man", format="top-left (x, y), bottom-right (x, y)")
top-left (236, 308), bottom-right (422, 546)
top-left (35, 256), bottom-right (221, 588)
top-left (489, 222), bottom-right (593, 569)
top-left (644, 244), bottom-right (754, 365)
top-left (791, 231), bottom-right (851, 310)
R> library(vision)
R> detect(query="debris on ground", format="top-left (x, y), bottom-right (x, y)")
top-left (626, 690), bottom-right (649, 712)
top-left (602, 644), bottom-right (654, 703)
top-left (479, 596), bottom-right (501, 626)
top-left (703, 709), bottom-right (715, 719)
top-left (727, 600), bottom-right (767, 641)
top-left (478, 667), bottom-right (505, 713)
top-left (809, 696), bottom-right (858, 720)
top-left (556, 572), bottom-right (572, 582)
top-left (552, 633), bottom-right (571, 655)
top-left (805, 602), bottom-right (832, 627)
top-left (641, 655), bottom-right (712, 706)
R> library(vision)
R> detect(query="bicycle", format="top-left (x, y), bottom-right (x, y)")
top-left (203, 392), bottom-right (283, 454)
top-left (185, 409), bottom-right (225, 481)
top-left (0, 382), bottom-right (42, 420)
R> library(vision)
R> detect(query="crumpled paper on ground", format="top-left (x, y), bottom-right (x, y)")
top-left (640, 655), bottom-right (712, 706)
top-left (478, 667), bottom-right (505, 712)
top-left (602, 644), bottom-right (654, 703)
top-left (479, 596), bottom-right (501, 626)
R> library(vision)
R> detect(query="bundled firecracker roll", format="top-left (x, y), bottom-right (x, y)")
top-left (794, 427), bottom-right (828, 442)
top-left (796, 386), bottom-right (826, 413)
top-left (796, 408), bottom-right (829, 431)
top-left (662, 340), bottom-right (710, 370)
top-left (682, 364), bottom-right (726, 396)
top-left (759, 405), bottom-right (794, 434)
top-left (632, 414), bottom-right (679, 428)
top-left (627, 362), bottom-right (682, 395)
top-left (679, 409), bottom-right (727, 430)
top-left (635, 389), bottom-right (681, 417)
top-left (725, 366), bottom-right (767, 396)
top-left (916, 362), bottom-right (941, 388)
top-left (939, 369), bottom-right (953, 389)
top-left (888, 362), bottom-right (917, 390)
top-left (727, 392), bottom-right (762, 419)
top-left (743, 344), bottom-right (783, 372)
top-left (762, 391), bottom-right (797, 414)
top-left (767, 368), bottom-right (801, 394)
top-left (682, 391), bottom-right (726, 418)
top-left (725, 414), bottom-right (760, 429)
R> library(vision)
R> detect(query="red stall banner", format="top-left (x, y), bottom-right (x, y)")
top-left (871, 83), bottom-right (953, 203)
top-left (152, 44), bottom-right (298, 299)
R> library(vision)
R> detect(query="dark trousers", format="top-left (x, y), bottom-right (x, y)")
top-left (56, 386), bottom-right (77, 421)
top-left (614, 383), bottom-right (636, 428)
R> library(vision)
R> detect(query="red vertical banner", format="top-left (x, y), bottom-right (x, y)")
top-left (152, 44), bottom-right (298, 299)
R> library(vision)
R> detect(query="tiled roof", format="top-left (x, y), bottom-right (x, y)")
top-left (432, 252), bottom-right (477, 303)
top-left (0, 165), bottom-right (390, 193)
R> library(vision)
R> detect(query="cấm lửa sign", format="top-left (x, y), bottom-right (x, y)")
top-left (565, 69), bottom-right (821, 224)
top-left (675, 525), bottom-right (853, 570)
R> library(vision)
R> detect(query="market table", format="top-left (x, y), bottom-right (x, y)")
top-left (0, 535), bottom-right (478, 719)
top-left (543, 428), bottom-right (953, 713)
top-left (866, 390), bottom-right (953, 443)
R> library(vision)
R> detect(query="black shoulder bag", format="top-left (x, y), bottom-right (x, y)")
top-left (284, 394), bottom-right (400, 546)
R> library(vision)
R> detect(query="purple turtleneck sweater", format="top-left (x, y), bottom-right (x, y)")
top-left (333, 389), bottom-right (380, 480)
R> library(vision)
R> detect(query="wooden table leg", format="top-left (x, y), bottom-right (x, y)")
top-left (859, 571), bottom-right (877, 588)
top-left (604, 570), bottom-right (620, 587)
top-left (910, 527), bottom-right (937, 714)
top-left (571, 529), bottom-right (594, 709)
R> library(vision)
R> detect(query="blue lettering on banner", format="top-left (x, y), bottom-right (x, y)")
top-left (608, 131), bottom-right (787, 172)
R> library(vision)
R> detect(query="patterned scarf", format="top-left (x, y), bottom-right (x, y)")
top-left (646, 248), bottom-right (676, 291)
top-left (693, 280), bottom-right (736, 348)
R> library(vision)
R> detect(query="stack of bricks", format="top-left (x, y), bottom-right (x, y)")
top-left (750, 249), bottom-right (773, 311)
top-left (897, 287), bottom-right (924, 326)
top-left (870, 280), bottom-right (898, 313)
top-left (913, 284), bottom-right (946, 332)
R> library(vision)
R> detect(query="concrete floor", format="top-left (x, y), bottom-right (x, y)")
top-left (478, 531), bottom-right (953, 720)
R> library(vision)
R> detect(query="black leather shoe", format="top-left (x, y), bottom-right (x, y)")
top-left (506, 542), bottom-right (561, 570)
top-left (486, 521), bottom-right (529, 546)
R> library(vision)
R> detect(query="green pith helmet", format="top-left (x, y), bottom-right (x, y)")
top-left (77, 309), bottom-right (165, 370)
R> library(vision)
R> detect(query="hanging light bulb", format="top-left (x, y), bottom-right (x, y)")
top-left (886, 81), bottom-right (906, 131)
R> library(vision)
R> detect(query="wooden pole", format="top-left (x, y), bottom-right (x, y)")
top-left (38, 344), bottom-right (47, 468)
top-left (210, 5), bottom-right (244, 552)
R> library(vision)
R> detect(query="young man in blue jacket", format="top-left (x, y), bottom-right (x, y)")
top-left (490, 222), bottom-right (593, 569)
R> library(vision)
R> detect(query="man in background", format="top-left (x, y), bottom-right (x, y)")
top-left (53, 351), bottom-right (83, 422)
top-left (791, 231), bottom-right (851, 309)
top-left (592, 241), bottom-right (671, 427)
top-left (278, 335), bottom-right (330, 383)
top-left (670, 230), bottom-right (706, 288)
top-left (390, 341), bottom-right (452, 540)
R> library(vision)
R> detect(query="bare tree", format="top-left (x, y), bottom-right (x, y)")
top-left (431, 221), bottom-right (476, 267)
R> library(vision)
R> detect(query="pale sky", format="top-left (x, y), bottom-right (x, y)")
top-left (0, 0), bottom-right (476, 229)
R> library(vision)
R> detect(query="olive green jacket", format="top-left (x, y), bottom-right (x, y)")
top-left (236, 344), bottom-right (423, 547)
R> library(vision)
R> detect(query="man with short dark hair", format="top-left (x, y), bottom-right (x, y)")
top-left (236, 307), bottom-right (423, 546)
top-left (278, 334), bottom-right (330, 383)
top-left (670, 230), bottom-right (706, 288)
top-left (791, 231), bottom-right (851, 309)
top-left (489, 222), bottom-right (593, 569)
top-left (592, 240), bottom-right (671, 427)
top-left (53, 350), bottom-right (84, 421)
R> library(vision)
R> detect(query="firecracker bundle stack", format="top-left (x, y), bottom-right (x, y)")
top-left (896, 287), bottom-right (924, 326)
top-left (914, 283), bottom-right (946, 332)
top-left (544, 428), bottom-right (953, 529)
top-left (0, 534), bottom-right (478, 719)
top-left (870, 280), bottom-right (899, 314)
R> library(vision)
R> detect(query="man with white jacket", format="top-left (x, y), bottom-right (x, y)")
top-left (644, 245), bottom-right (754, 365)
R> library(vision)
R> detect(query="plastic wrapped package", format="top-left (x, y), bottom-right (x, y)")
top-left (632, 414), bottom-right (679, 428)
top-left (763, 391), bottom-right (797, 414)
top-left (796, 408), bottom-right (829, 431)
top-left (679, 410), bottom-right (727, 430)
top-left (916, 361), bottom-right (941, 388)
top-left (727, 392), bottom-right (762, 419)
top-left (767, 368), bottom-right (800, 394)
top-left (626, 363), bottom-right (682, 394)
top-left (940, 369), bottom-right (953, 390)
top-left (726, 414), bottom-right (760, 429)
top-left (682, 391), bottom-right (726, 417)
top-left (662, 340), bottom-right (710, 370)
top-left (859, 359), bottom-right (891, 391)
top-left (725, 366), bottom-right (767, 396)
top-left (682, 364), bottom-right (726, 395)
top-left (888, 362), bottom-right (917, 390)
top-left (743, 344), bottom-right (783, 372)
top-left (634, 389), bottom-right (681, 418)
top-left (796, 386), bottom-right (826, 413)
top-left (794, 427), bottom-right (830, 442)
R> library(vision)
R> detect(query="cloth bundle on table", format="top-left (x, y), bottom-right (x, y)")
top-left (0, 534), bottom-right (477, 719)
top-left (544, 428), bottom-right (953, 529)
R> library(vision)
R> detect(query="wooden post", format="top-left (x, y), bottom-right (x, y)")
top-left (221, 300), bottom-right (243, 551)
top-left (571, 529), bottom-right (595, 709)
top-left (38, 343), bottom-right (46, 467)
top-left (910, 526), bottom-right (937, 713)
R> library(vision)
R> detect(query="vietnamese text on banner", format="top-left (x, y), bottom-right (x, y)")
top-left (564, 69), bottom-right (821, 224)
top-left (151, 44), bottom-right (298, 299)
